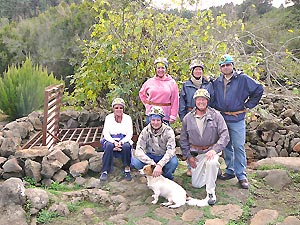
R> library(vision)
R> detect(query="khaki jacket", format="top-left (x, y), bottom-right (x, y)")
top-left (134, 123), bottom-right (176, 167)
top-left (180, 107), bottom-right (229, 159)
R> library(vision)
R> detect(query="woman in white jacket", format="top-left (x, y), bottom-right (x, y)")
top-left (99, 98), bottom-right (133, 182)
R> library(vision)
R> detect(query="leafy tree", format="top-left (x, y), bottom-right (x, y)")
top-left (71, 0), bottom-right (249, 132)
top-left (0, 1), bottom-right (96, 87)
top-left (0, 57), bottom-right (61, 119)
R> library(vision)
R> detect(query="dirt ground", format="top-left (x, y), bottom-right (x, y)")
top-left (43, 160), bottom-right (300, 225)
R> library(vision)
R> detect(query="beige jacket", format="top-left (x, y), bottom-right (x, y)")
top-left (134, 123), bottom-right (176, 167)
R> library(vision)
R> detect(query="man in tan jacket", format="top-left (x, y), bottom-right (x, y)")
top-left (132, 106), bottom-right (178, 180)
top-left (180, 89), bottom-right (229, 205)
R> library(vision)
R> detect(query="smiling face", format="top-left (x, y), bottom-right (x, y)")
top-left (195, 96), bottom-right (208, 111)
top-left (150, 117), bottom-right (162, 130)
top-left (155, 66), bottom-right (166, 78)
top-left (113, 104), bottom-right (124, 117)
top-left (192, 66), bottom-right (203, 79)
top-left (220, 63), bottom-right (234, 75)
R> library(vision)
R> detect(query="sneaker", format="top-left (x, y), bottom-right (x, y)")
top-left (100, 172), bottom-right (108, 181)
top-left (207, 193), bottom-right (216, 206)
top-left (124, 171), bottom-right (132, 181)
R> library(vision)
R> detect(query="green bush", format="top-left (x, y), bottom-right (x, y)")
top-left (0, 57), bottom-right (61, 120)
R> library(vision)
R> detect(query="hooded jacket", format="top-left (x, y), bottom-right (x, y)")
top-left (139, 74), bottom-right (179, 122)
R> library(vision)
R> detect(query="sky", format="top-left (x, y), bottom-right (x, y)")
top-left (151, 0), bottom-right (290, 10)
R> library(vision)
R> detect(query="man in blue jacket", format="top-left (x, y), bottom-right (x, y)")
top-left (213, 54), bottom-right (264, 189)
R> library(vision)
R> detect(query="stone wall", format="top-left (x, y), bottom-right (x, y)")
top-left (1, 91), bottom-right (300, 181)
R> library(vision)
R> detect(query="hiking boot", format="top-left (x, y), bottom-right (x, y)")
top-left (100, 172), bottom-right (108, 182)
top-left (124, 171), bottom-right (132, 181)
top-left (207, 193), bottom-right (216, 206)
top-left (218, 173), bottom-right (235, 180)
top-left (239, 179), bottom-right (249, 189)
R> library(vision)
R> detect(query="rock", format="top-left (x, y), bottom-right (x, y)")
top-left (3, 158), bottom-right (22, 173)
top-left (48, 202), bottom-right (70, 216)
top-left (263, 169), bottom-right (292, 189)
top-left (53, 141), bottom-right (79, 161)
top-left (210, 204), bottom-right (243, 222)
top-left (15, 147), bottom-right (49, 159)
top-left (69, 160), bottom-right (89, 177)
top-left (0, 137), bottom-right (19, 157)
top-left (79, 145), bottom-right (97, 161)
top-left (53, 169), bottom-right (68, 183)
top-left (25, 159), bottom-right (42, 182)
top-left (205, 218), bottom-right (227, 225)
top-left (88, 154), bottom-right (102, 172)
top-left (253, 157), bottom-right (300, 171)
top-left (279, 216), bottom-right (300, 225)
top-left (47, 149), bottom-right (70, 165)
top-left (25, 188), bottom-right (49, 214)
top-left (292, 141), bottom-right (300, 152)
top-left (181, 209), bottom-right (203, 222)
top-left (0, 177), bottom-right (26, 207)
top-left (250, 209), bottom-right (278, 225)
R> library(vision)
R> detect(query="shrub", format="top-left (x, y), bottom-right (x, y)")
top-left (0, 57), bottom-right (61, 120)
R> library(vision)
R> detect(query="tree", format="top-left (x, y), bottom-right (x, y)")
top-left (71, 0), bottom-right (248, 132)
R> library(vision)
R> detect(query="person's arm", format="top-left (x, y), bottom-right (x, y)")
top-left (169, 80), bottom-right (179, 123)
top-left (102, 115), bottom-right (116, 143)
top-left (139, 81), bottom-right (149, 105)
top-left (179, 84), bottom-right (187, 122)
top-left (244, 76), bottom-right (264, 109)
top-left (211, 112), bottom-right (230, 154)
top-left (180, 116), bottom-right (192, 159)
top-left (120, 115), bottom-right (133, 144)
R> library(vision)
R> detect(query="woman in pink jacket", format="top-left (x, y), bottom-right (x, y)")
top-left (139, 57), bottom-right (179, 125)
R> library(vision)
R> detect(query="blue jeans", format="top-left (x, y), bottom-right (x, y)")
top-left (224, 120), bottom-right (247, 180)
top-left (101, 142), bottom-right (132, 173)
top-left (132, 154), bottom-right (178, 180)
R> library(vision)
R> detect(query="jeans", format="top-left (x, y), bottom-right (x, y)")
top-left (132, 153), bottom-right (178, 180)
top-left (101, 142), bottom-right (132, 173)
top-left (224, 120), bottom-right (247, 180)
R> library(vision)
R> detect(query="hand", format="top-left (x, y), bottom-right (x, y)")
top-left (152, 164), bottom-right (163, 177)
top-left (188, 157), bottom-right (197, 169)
top-left (169, 119), bottom-right (176, 124)
top-left (205, 150), bottom-right (216, 160)
top-left (114, 141), bottom-right (122, 151)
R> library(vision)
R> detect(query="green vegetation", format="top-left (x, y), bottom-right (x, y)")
top-left (36, 209), bottom-right (60, 224)
top-left (0, 57), bottom-right (60, 120)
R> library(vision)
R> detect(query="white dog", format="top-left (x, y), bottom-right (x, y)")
top-left (140, 165), bottom-right (210, 208)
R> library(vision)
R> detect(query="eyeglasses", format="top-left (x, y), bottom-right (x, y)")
top-left (220, 63), bottom-right (232, 68)
top-left (114, 107), bottom-right (123, 110)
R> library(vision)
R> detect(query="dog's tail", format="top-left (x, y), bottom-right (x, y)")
top-left (186, 196), bottom-right (209, 207)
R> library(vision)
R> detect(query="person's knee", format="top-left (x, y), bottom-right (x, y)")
top-left (122, 143), bottom-right (131, 152)
top-left (207, 158), bottom-right (219, 168)
top-left (131, 158), bottom-right (144, 169)
top-left (104, 142), bottom-right (115, 151)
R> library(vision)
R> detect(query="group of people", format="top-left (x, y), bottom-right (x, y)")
top-left (99, 54), bottom-right (264, 205)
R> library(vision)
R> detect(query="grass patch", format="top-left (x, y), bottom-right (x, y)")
top-left (256, 164), bottom-right (287, 171)
top-left (37, 209), bottom-right (60, 224)
top-left (288, 171), bottom-right (300, 183)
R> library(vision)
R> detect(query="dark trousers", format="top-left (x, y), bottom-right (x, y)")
top-left (101, 142), bottom-right (132, 173)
